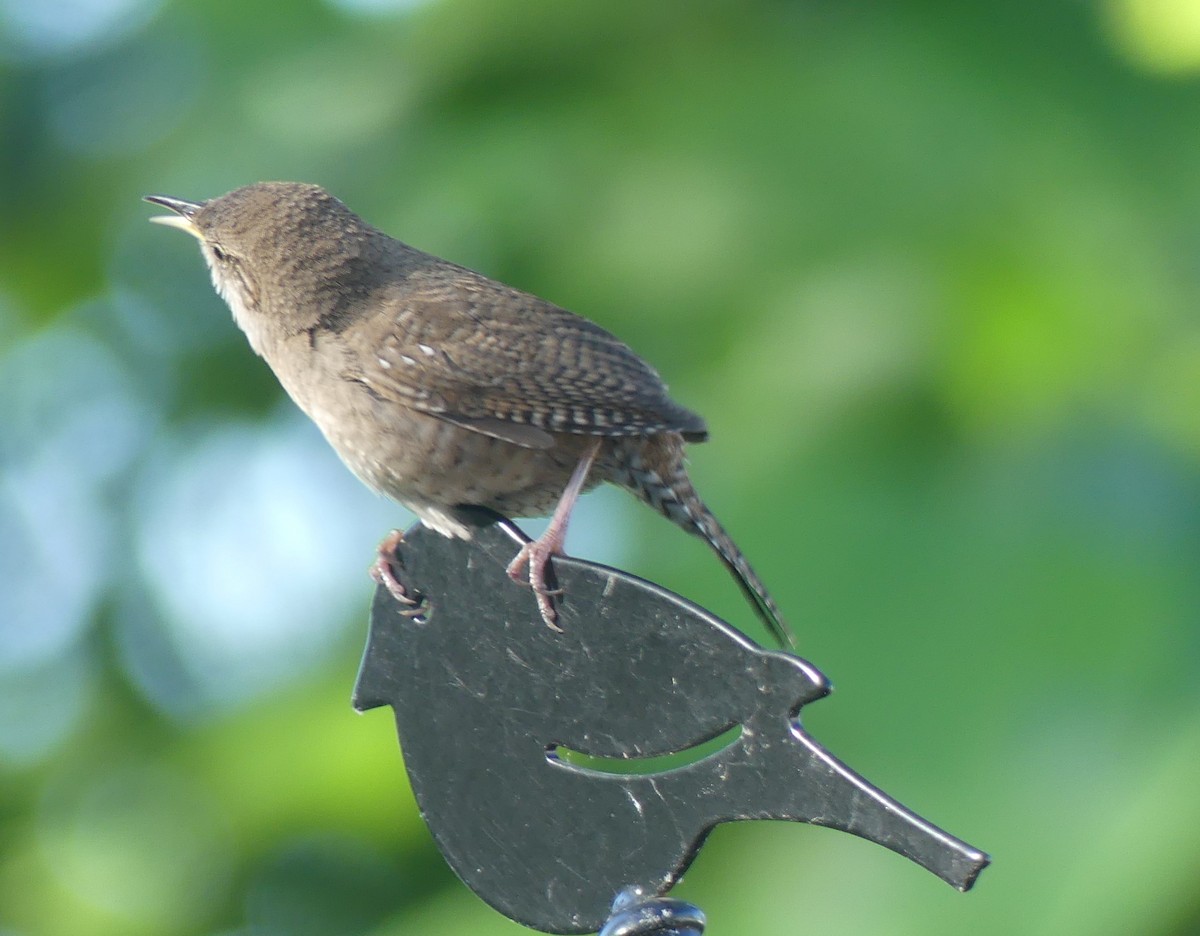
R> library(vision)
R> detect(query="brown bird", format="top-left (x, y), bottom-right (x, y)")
top-left (145, 182), bottom-right (793, 647)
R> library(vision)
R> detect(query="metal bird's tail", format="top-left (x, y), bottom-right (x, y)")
top-left (621, 435), bottom-right (796, 650)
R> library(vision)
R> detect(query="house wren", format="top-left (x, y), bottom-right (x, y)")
top-left (145, 182), bottom-right (794, 647)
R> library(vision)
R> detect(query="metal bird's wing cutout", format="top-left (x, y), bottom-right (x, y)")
top-left (353, 518), bottom-right (989, 935)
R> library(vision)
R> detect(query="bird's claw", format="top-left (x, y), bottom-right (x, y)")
top-left (372, 529), bottom-right (423, 611)
top-left (507, 540), bottom-right (565, 632)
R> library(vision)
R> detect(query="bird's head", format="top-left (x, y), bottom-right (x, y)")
top-left (145, 182), bottom-right (379, 342)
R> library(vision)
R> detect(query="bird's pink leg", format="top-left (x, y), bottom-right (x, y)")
top-left (507, 438), bottom-right (602, 630)
top-left (371, 529), bottom-right (425, 616)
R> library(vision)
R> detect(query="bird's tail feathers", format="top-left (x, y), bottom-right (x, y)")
top-left (622, 437), bottom-right (796, 649)
top-left (692, 499), bottom-right (796, 650)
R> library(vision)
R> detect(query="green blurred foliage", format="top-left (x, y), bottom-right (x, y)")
top-left (2, 0), bottom-right (1200, 933)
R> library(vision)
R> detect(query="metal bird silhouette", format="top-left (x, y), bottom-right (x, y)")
top-left (353, 517), bottom-right (989, 934)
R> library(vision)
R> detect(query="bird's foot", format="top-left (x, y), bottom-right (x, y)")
top-left (504, 437), bottom-right (601, 632)
top-left (371, 530), bottom-right (426, 616)
top-left (506, 537), bottom-right (565, 633)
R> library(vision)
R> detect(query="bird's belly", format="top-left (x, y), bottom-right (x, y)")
top-left (313, 392), bottom-right (603, 534)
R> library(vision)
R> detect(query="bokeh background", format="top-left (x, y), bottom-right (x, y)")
top-left (3, 0), bottom-right (1200, 933)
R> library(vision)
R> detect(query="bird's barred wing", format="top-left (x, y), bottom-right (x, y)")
top-left (342, 279), bottom-right (708, 450)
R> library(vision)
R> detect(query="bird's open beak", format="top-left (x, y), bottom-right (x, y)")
top-left (144, 194), bottom-right (205, 239)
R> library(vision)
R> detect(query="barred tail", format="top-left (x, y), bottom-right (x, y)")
top-left (622, 436), bottom-right (796, 649)
top-left (688, 495), bottom-right (795, 649)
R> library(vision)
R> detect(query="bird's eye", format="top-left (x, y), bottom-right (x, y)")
top-left (211, 244), bottom-right (231, 262)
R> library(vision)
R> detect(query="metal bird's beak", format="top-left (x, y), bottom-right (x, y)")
top-left (144, 194), bottom-right (205, 239)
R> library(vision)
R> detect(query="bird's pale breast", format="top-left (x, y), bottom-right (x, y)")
top-left (314, 373), bottom-right (608, 536)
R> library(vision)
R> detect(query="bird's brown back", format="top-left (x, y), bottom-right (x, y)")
top-left (339, 253), bottom-right (709, 451)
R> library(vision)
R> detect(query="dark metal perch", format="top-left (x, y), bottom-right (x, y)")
top-left (353, 517), bottom-right (989, 934)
